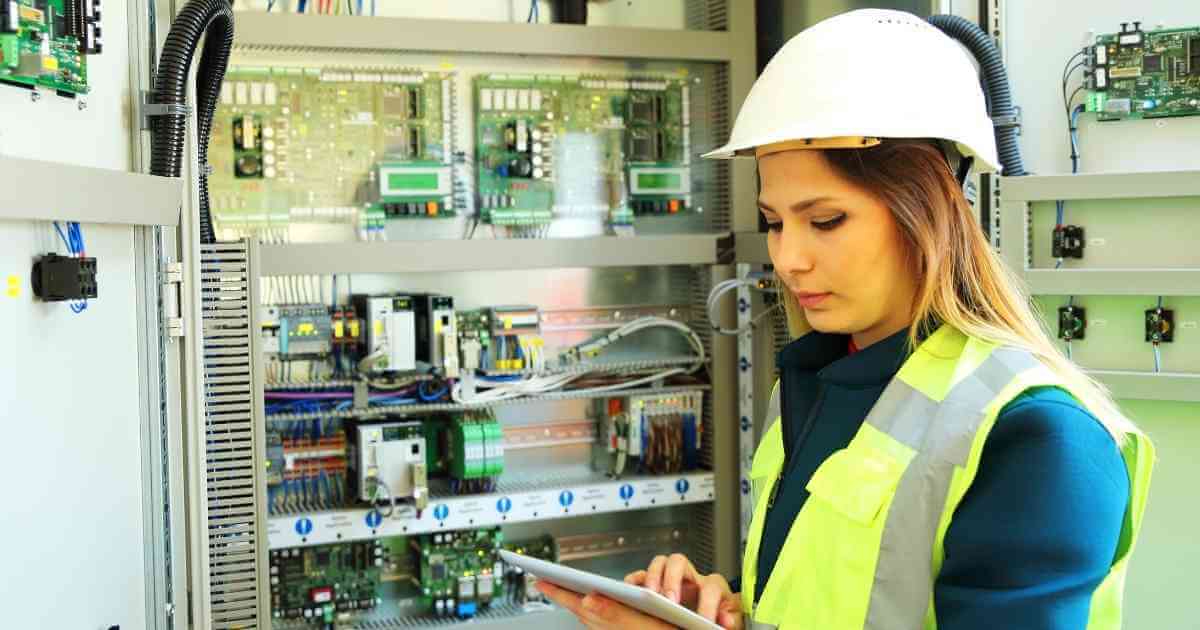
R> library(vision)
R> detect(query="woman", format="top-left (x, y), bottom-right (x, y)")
top-left (538, 9), bottom-right (1153, 630)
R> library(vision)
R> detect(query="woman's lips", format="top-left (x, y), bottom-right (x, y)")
top-left (794, 292), bottom-right (831, 308)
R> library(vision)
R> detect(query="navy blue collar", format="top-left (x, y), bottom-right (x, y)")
top-left (777, 328), bottom-right (911, 388)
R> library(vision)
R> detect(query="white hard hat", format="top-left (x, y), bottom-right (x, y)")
top-left (704, 8), bottom-right (1001, 174)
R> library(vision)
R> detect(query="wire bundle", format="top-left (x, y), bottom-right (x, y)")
top-left (452, 316), bottom-right (705, 405)
top-left (707, 275), bottom-right (779, 335)
top-left (52, 221), bottom-right (88, 313)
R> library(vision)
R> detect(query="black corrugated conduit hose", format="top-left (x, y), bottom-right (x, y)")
top-left (927, 14), bottom-right (1026, 177)
top-left (150, 0), bottom-right (234, 244)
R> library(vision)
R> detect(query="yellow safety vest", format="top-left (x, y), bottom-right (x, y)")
top-left (742, 325), bottom-right (1154, 629)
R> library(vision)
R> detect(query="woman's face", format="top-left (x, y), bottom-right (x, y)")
top-left (759, 149), bottom-right (919, 347)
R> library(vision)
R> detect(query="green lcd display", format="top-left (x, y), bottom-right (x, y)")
top-left (387, 172), bottom-right (440, 191)
top-left (636, 172), bottom-right (682, 190)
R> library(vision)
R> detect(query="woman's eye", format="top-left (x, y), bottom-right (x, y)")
top-left (765, 221), bottom-right (783, 232)
top-left (811, 214), bottom-right (846, 231)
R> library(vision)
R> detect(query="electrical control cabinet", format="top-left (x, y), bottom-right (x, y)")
top-left (206, 4), bottom-right (748, 629)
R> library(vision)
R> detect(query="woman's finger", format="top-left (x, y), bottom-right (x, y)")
top-left (643, 555), bottom-right (669, 593)
top-left (624, 570), bottom-right (648, 585)
top-left (660, 553), bottom-right (696, 604)
top-left (534, 580), bottom-right (585, 617)
top-left (694, 579), bottom-right (726, 621)
top-left (717, 608), bottom-right (745, 630)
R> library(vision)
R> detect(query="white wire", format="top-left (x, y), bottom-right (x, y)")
top-left (452, 317), bottom-right (705, 405)
top-left (1153, 343), bottom-right (1161, 373)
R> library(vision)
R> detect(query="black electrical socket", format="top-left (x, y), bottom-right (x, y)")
top-left (1144, 307), bottom-right (1173, 343)
top-left (1052, 225), bottom-right (1085, 258)
top-left (31, 253), bottom-right (97, 301)
top-left (1058, 306), bottom-right (1086, 341)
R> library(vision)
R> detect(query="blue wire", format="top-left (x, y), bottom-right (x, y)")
top-left (53, 222), bottom-right (73, 253)
top-left (418, 381), bottom-right (449, 402)
top-left (297, 0), bottom-right (307, 12)
top-left (356, 0), bottom-right (363, 15)
top-left (370, 396), bottom-right (416, 406)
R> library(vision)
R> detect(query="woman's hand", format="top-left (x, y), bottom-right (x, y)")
top-left (627, 553), bottom-right (743, 629)
top-left (536, 553), bottom-right (743, 630)
top-left (536, 580), bottom-right (678, 630)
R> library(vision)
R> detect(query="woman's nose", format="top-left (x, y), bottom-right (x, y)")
top-left (771, 223), bottom-right (815, 277)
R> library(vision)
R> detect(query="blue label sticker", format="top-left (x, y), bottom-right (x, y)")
top-left (740, 416), bottom-right (751, 431)
top-left (496, 497), bottom-right (513, 514)
top-left (559, 490), bottom-right (575, 507)
top-left (741, 479), bottom-right (751, 495)
top-left (365, 510), bottom-right (383, 529)
top-left (294, 517), bottom-right (313, 536)
top-left (619, 484), bottom-right (635, 501)
top-left (434, 504), bottom-right (450, 521)
top-left (676, 479), bottom-right (690, 494)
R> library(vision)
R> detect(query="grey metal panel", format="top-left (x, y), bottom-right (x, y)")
top-left (259, 234), bottom-right (724, 275)
top-left (234, 11), bottom-right (736, 61)
top-left (1023, 270), bottom-right (1200, 296)
top-left (708, 265), bottom-right (741, 578)
top-left (728, 0), bottom-right (759, 234)
top-left (735, 232), bottom-right (770, 264)
top-left (1000, 170), bottom-right (1200, 202)
top-left (1091, 370), bottom-right (1200, 403)
top-left (0, 154), bottom-right (182, 226)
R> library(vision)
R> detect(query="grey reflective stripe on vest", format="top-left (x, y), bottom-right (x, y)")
top-left (753, 387), bottom-right (783, 509)
top-left (862, 347), bottom-right (1040, 629)
top-left (749, 619), bottom-right (779, 630)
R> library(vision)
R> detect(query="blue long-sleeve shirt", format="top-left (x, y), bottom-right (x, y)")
top-left (739, 329), bottom-right (1128, 628)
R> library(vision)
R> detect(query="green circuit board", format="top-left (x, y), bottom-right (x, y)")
top-left (416, 529), bottom-right (505, 618)
top-left (0, 0), bottom-right (94, 95)
top-left (1088, 25), bottom-right (1200, 121)
top-left (209, 66), bottom-right (456, 236)
top-left (269, 541), bottom-right (383, 624)
top-left (474, 73), bottom-right (691, 226)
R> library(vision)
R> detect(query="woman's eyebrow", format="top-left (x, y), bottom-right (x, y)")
top-left (757, 196), bottom-right (836, 214)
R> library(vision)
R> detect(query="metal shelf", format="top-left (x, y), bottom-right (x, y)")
top-left (265, 382), bottom-right (710, 422)
top-left (343, 603), bottom-right (576, 630)
top-left (259, 234), bottom-right (726, 275)
top-left (1000, 170), bottom-right (1200, 202)
top-left (1090, 370), bottom-right (1200, 403)
top-left (268, 471), bottom-right (715, 548)
top-left (0, 154), bottom-right (182, 226)
top-left (999, 170), bottom-right (1200, 297)
top-left (234, 11), bottom-right (741, 62)
top-left (1021, 269), bottom-right (1200, 296)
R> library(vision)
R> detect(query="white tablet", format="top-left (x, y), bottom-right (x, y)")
top-left (498, 549), bottom-right (722, 630)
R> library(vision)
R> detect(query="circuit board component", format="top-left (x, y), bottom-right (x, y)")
top-left (270, 541), bottom-right (383, 624)
top-left (0, 0), bottom-right (100, 95)
top-left (474, 73), bottom-right (691, 227)
top-left (415, 529), bottom-right (505, 619)
top-left (1088, 23), bottom-right (1200, 121)
top-left (209, 66), bottom-right (456, 237)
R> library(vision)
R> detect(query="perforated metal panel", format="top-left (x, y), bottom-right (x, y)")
top-left (199, 241), bottom-right (269, 629)
top-left (685, 0), bottom-right (730, 31)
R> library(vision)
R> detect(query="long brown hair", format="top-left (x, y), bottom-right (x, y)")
top-left (776, 139), bottom-right (1135, 442)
